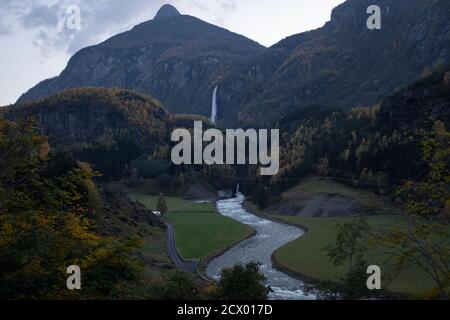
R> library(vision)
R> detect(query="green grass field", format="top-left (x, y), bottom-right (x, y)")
top-left (247, 176), bottom-right (441, 295)
top-left (129, 194), bottom-right (214, 212)
top-left (273, 215), bottom-right (437, 295)
top-left (167, 211), bottom-right (254, 260)
top-left (131, 194), bottom-right (254, 260)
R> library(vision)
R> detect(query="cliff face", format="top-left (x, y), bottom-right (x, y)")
top-left (378, 70), bottom-right (450, 130)
top-left (218, 0), bottom-right (450, 126)
top-left (17, 5), bottom-right (265, 117)
top-left (6, 88), bottom-right (172, 178)
top-left (16, 1), bottom-right (450, 127)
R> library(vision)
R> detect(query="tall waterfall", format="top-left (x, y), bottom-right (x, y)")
top-left (211, 86), bottom-right (218, 124)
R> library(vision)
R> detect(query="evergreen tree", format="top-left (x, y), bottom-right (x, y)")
top-left (157, 193), bottom-right (168, 217)
top-left (0, 119), bottom-right (144, 299)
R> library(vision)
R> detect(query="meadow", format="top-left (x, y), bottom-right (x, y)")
top-left (130, 194), bottom-right (254, 260)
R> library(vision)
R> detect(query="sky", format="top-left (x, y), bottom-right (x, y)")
top-left (0, 0), bottom-right (345, 106)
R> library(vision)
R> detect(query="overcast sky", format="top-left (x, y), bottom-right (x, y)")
top-left (0, 0), bottom-right (345, 106)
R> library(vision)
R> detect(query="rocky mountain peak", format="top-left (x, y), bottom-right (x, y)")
top-left (154, 4), bottom-right (181, 20)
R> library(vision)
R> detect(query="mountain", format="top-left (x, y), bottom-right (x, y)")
top-left (17, 1), bottom-right (450, 128)
top-left (242, 67), bottom-right (450, 208)
top-left (5, 88), bottom-right (173, 179)
top-left (218, 0), bottom-right (450, 126)
top-left (18, 4), bottom-right (265, 118)
top-left (378, 70), bottom-right (450, 130)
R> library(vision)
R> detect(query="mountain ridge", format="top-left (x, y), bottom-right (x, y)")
top-left (16, 1), bottom-right (450, 128)
top-left (218, 0), bottom-right (450, 126)
top-left (17, 5), bottom-right (265, 118)
top-left (6, 87), bottom-right (172, 179)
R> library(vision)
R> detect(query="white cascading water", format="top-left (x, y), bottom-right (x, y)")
top-left (206, 190), bottom-right (316, 300)
top-left (211, 86), bottom-right (218, 124)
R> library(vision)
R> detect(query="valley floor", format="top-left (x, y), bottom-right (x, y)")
top-left (130, 194), bottom-right (254, 262)
top-left (130, 176), bottom-right (445, 296)
top-left (271, 215), bottom-right (436, 295)
top-left (245, 176), bottom-right (442, 296)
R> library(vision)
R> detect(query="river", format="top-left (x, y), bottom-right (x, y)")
top-left (206, 192), bottom-right (316, 300)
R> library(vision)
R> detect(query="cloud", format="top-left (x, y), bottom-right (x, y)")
top-left (0, 23), bottom-right (11, 35)
top-left (221, 1), bottom-right (237, 13)
top-left (0, 0), bottom-right (167, 55)
top-left (173, 0), bottom-right (237, 26)
top-left (21, 4), bottom-right (59, 29)
top-left (0, 0), bottom-right (239, 56)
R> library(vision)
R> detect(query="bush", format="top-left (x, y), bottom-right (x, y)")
top-left (135, 159), bottom-right (169, 179)
top-left (214, 262), bottom-right (271, 300)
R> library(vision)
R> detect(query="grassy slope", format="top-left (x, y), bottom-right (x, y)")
top-left (280, 176), bottom-right (402, 215)
top-left (94, 205), bottom-right (172, 279)
top-left (131, 194), bottom-right (254, 261)
top-left (258, 176), bottom-right (436, 295)
top-left (167, 211), bottom-right (254, 260)
top-left (129, 194), bottom-right (189, 210)
top-left (273, 215), bottom-right (436, 295)
top-left (138, 227), bottom-right (173, 277)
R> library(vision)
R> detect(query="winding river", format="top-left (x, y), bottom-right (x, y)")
top-left (206, 192), bottom-right (316, 300)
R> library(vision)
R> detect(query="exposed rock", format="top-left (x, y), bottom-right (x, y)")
top-left (444, 72), bottom-right (450, 91)
top-left (219, 0), bottom-right (450, 126)
top-left (15, 0), bottom-right (450, 128)
top-left (183, 181), bottom-right (217, 201)
top-left (265, 194), bottom-right (364, 218)
top-left (154, 4), bottom-right (181, 20)
top-left (378, 69), bottom-right (450, 129)
top-left (17, 6), bottom-right (264, 119)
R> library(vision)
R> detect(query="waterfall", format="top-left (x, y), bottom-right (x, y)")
top-left (211, 86), bottom-right (218, 124)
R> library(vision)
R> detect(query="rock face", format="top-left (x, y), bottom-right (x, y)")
top-left (17, 1), bottom-right (450, 127)
top-left (265, 194), bottom-right (364, 218)
top-left (378, 70), bottom-right (450, 130)
top-left (154, 4), bottom-right (181, 20)
top-left (17, 4), bottom-right (265, 118)
top-left (218, 0), bottom-right (450, 126)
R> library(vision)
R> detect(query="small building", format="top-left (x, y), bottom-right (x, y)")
top-left (218, 190), bottom-right (233, 200)
top-left (152, 211), bottom-right (162, 217)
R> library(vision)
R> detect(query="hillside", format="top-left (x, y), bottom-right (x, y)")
top-left (3, 86), bottom-right (237, 193)
top-left (261, 176), bottom-right (402, 218)
top-left (242, 68), bottom-right (450, 208)
top-left (219, 0), bottom-right (450, 126)
top-left (17, 4), bottom-right (265, 118)
top-left (0, 119), bottom-right (171, 299)
top-left (94, 186), bottom-right (172, 278)
top-left (378, 70), bottom-right (450, 129)
top-left (4, 87), bottom-right (172, 179)
top-left (16, 1), bottom-right (450, 128)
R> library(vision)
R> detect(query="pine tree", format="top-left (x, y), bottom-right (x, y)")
top-left (157, 193), bottom-right (168, 217)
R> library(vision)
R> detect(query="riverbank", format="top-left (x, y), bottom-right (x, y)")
top-left (206, 193), bottom-right (312, 300)
top-left (244, 201), bottom-right (437, 297)
top-left (130, 194), bottom-right (255, 271)
top-left (197, 228), bottom-right (257, 276)
top-left (242, 201), bottom-right (324, 287)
